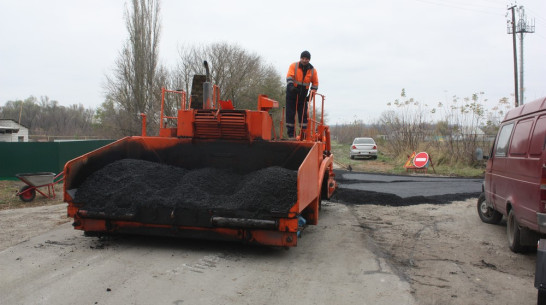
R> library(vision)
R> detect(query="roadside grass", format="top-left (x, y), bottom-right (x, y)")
top-left (429, 164), bottom-right (485, 177)
top-left (0, 180), bottom-right (64, 210)
top-left (331, 140), bottom-right (485, 177)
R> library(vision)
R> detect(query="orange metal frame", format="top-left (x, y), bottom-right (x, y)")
top-left (64, 86), bottom-right (336, 247)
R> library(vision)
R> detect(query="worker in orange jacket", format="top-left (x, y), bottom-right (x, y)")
top-left (285, 50), bottom-right (319, 138)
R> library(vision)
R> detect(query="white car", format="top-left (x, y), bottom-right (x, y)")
top-left (350, 137), bottom-right (378, 160)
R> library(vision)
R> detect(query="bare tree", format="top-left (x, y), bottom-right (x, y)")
top-left (379, 89), bottom-right (430, 157)
top-left (173, 42), bottom-right (285, 111)
top-left (101, 0), bottom-right (164, 137)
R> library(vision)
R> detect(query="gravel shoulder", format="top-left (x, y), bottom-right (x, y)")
top-left (0, 203), bottom-right (70, 251)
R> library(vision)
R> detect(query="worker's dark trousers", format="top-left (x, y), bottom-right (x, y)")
top-left (285, 90), bottom-right (308, 138)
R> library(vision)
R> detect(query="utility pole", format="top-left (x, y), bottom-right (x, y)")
top-left (507, 5), bottom-right (535, 107)
top-left (18, 101), bottom-right (23, 125)
top-left (507, 5), bottom-right (519, 107)
top-left (516, 7), bottom-right (535, 104)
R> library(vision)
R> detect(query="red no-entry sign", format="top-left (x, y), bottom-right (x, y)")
top-left (413, 152), bottom-right (429, 168)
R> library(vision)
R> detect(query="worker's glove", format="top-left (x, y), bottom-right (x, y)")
top-left (289, 84), bottom-right (298, 94)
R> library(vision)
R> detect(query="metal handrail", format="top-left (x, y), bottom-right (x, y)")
top-left (160, 87), bottom-right (187, 129)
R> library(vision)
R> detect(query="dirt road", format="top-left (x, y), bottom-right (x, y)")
top-left (0, 198), bottom-right (537, 305)
top-left (0, 202), bottom-right (414, 305)
top-left (351, 199), bottom-right (536, 305)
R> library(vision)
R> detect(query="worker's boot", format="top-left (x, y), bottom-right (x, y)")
top-left (286, 127), bottom-right (295, 139)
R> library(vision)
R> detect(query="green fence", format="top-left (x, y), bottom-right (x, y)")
top-left (0, 140), bottom-right (114, 180)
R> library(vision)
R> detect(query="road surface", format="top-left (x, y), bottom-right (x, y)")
top-left (0, 201), bottom-right (416, 305)
top-left (3, 172), bottom-right (533, 305)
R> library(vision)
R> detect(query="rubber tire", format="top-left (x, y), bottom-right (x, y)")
top-left (319, 173), bottom-right (330, 211)
top-left (538, 289), bottom-right (546, 305)
top-left (507, 209), bottom-right (526, 253)
top-left (350, 155), bottom-right (355, 160)
top-left (372, 156), bottom-right (378, 160)
top-left (477, 193), bottom-right (502, 224)
top-left (18, 185), bottom-right (36, 202)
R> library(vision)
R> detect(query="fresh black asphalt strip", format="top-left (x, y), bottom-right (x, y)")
top-left (331, 169), bottom-right (482, 206)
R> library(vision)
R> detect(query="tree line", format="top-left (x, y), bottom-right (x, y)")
top-left (0, 96), bottom-right (96, 139)
top-left (1, 0), bottom-right (286, 139)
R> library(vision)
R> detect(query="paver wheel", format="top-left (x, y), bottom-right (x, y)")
top-left (477, 193), bottom-right (502, 224)
top-left (319, 175), bottom-right (330, 211)
top-left (18, 185), bottom-right (36, 202)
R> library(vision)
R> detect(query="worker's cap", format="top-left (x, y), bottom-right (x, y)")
top-left (300, 50), bottom-right (311, 60)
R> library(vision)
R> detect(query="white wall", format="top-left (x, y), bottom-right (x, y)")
top-left (0, 120), bottom-right (29, 142)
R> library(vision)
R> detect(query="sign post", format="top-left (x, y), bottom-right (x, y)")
top-left (413, 152), bottom-right (429, 168)
top-left (403, 151), bottom-right (435, 174)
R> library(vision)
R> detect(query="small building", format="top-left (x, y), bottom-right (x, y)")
top-left (0, 119), bottom-right (29, 142)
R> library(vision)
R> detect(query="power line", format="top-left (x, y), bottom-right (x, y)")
top-left (526, 15), bottom-right (545, 40)
top-left (414, 0), bottom-right (504, 16)
top-left (421, 0), bottom-right (505, 10)
top-left (445, 0), bottom-right (504, 10)
top-left (526, 8), bottom-right (546, 24)
top-left (477, 0), bottom-right (507, 4)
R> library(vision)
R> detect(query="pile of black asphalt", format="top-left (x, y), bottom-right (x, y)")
top-left (74, 159), bottom-right (298, 216)
top-left (331, 169), bottom-right (481, 207)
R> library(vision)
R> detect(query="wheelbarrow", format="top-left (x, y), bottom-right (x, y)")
top-left (15, 172), bottom-right (64, 202)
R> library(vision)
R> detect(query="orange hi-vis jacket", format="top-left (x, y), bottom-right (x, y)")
top-left (286, 62), bottom-right (319, 91)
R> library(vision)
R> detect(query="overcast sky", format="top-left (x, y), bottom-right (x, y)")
top-left (1, 0), bottom-right (545, 124)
